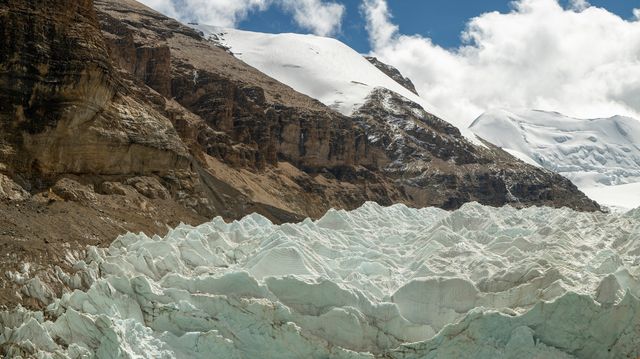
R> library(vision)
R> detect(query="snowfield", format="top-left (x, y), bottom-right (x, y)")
top-left (2, 202), bottom-right (640, 358)
top-left (470, 109), bottom-right (640, 211)
top-left (582, 182), bottom-right (640, 213)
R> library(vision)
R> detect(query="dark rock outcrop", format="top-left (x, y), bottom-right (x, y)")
top-left (353, 88), bottom-right (598, 210)
top-left (366, 56), bottom-right (420, 95)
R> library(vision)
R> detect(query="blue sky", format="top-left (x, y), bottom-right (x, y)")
top-left (238, 0), bottom-right (639, 53)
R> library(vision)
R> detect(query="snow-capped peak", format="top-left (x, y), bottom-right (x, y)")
top-left (470, 108), bottom-right (640, 211)
top-left (191, 25), bottom-right (477, 140)
top-left (470, 108), bottom-right (640, 186)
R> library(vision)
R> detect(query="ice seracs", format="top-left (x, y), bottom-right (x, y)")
top-left (2, 202), bottom-right (640, 358)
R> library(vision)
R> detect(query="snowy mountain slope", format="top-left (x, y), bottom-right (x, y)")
top-left (470, 109), bottom-right (640, 210)
top-left (194, 26), bottom-right (429, 115)
top-left (470, 109), bottom-right (640, 187)
top-left (582, 182), bottom-right (640, 212)
top-left (192, 25), bottom-right (478, 140)
top-left (3, 202), bottom-right (640, 357)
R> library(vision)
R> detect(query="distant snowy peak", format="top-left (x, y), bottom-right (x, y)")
top-left (470, 109), bottom-right (640, 187)
top-left (191, 25), bottom-right (472, 134)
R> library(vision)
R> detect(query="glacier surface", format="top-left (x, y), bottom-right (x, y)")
top-left (2, 202), bottom-right (640, 358)
top-left (470, 109), bottom-right (640, 210)
top-left (193, 26), bottom-right (434, 117)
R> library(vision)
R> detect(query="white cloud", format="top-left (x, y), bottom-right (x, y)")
top-left (361, 0), bottom-right (397, 47)
top-left (362, 0), bottom-right (640, 128)
top-left (280, 0), bottom-right (345, 36)
top-left (569, 0), bottom-right (590, 12)
top-left (137, 0), bottom-right (345, 36)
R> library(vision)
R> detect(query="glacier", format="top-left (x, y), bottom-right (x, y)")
top-left (470, 109), bottom-right (640, 211)
top-left (2, 202), bottom-right (640, 358)
top-left (192, 26), bottom-right (436, 118)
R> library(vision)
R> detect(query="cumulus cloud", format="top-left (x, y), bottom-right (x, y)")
top-left (362, 0), bottom-right (640, 128)
top-left (569, 0), bottom-right (590, 12)
top-left (280, 0), bottom-right (345, 36)
top-left (361, 0), bottom-right (397, 47)
top-left (138, 0), bottom-right (345, 36)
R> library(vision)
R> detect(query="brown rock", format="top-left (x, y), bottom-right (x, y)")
top-left (96, 181), bottom-right (131, 196)
top-left (0, 174), bottom-right (29, 201)
top-left (51, 178), bottom-right (96, 203)
top-left (125, 176), bottom-right (170, 200)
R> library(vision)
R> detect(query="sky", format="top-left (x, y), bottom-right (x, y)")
top-left (138, 0), bottom-right (640, 124)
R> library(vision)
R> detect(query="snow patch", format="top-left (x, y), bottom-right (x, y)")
top-left (582, 182), bottom-right (640, 212)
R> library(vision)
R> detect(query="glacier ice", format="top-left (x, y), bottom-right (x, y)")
top-left (193, 26), bottom-right (438, 119)
top-left (2, 202), bottom-right (640, 358)
top-left (470, 109), bottom-right (640, 187)
top-left (470, 109), bottom-right (640, 211)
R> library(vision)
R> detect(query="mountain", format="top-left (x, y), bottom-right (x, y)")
top-left (192, 26), bottom-right (438, 118)
top-left (470, 109), bottom-right (640, 210)
top-left (190, 25), bottom-right (598, 209)
top-left (365, 56), bottom-right (420, 95)
top-left (0, 0), bottom-right (598, 309)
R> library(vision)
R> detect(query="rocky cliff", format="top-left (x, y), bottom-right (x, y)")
top-left (94, 0), bottom-right (409, 218)
top-left (365, 56), bottom-right (420, 95)
top-left (0, 0), bottom-right (598, 309)
top-left (353, 88), bottom-right (596, 209)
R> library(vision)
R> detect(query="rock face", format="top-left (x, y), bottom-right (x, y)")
top-left (365, 56), bottom-right (419, 95)
top-left (0, 0), bottom-right (599, 308)
top-left (0, 0), bottom-right (190, 178)
top-left (353, 88), bottom-right (598, 209)
top-left (0, 175), bottom-right (29, 201)
top-left (94, 0), bottom-right (408, 218)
